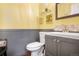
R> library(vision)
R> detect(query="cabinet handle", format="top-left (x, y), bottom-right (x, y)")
top-left (53, 39), bottom-right (56, 42)
top-left (57, 40), bottom-right (60, 43)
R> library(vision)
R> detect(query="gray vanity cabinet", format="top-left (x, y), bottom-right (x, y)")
top-left (45, 35), bottom-right (79, 56)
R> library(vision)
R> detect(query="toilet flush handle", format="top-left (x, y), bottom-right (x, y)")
top-left (57, 40), bottom-right (60, 43)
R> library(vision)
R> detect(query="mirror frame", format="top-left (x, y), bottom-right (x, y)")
top-left (56, 3), bottom-right (79, 20)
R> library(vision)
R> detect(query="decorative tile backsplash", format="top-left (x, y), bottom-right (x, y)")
top-left (54, 24), bottom-right (79, 32)
top-left (54, 25), bottom-right (66, 31)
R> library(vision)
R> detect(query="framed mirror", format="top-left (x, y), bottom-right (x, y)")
top-left (56, 3), bottom-right (79, 20)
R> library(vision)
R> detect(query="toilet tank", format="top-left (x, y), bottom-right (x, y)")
top-left (39, 32), bottom-right (45, 44)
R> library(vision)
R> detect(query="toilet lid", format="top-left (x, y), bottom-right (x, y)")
top-left (27, 42), bottom-right (42, 48)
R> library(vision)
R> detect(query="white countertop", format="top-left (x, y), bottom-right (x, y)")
top-left (39, 32), bottom-right (79, 44)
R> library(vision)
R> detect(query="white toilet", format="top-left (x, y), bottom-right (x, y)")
top-left (26, 32), bottom-right (45, 56)
top-left (26, 42), bottom-right (44, 56)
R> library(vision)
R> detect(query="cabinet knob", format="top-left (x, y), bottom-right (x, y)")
top-left (57, 40), bottom-right (60, 43)
top-left (53, 39), bottom-right (56, 42)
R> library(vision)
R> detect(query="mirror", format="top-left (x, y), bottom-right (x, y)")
top-left (56, 3), bottom-right (79, 20)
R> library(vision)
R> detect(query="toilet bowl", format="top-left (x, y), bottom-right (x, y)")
top-left (26, 42), bottom-right (44, 56)
top-left (26, 32), bottom-right (45, 56)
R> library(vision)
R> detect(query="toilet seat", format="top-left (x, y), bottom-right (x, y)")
top-left (26, 42), bottom-right (43, 51)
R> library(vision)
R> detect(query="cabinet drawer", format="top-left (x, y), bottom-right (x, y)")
top-left (45, 35), bottom-right (57, 41)
top-left (57, 36), bottom-right (79, 44)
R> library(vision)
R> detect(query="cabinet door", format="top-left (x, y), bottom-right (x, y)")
top-left (45, 35), bottom-right (57, 56)
top-left (57, 37), bottom-right (79, 56)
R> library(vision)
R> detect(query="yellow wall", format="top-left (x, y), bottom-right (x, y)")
top-left (0, 3), bottom-right (79, 29)
top-left (0, 3), bottom-right (39, 29)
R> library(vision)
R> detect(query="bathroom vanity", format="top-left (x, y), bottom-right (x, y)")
top-left (40, 32), bottom-right (79, 56)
